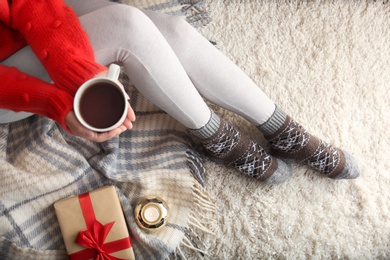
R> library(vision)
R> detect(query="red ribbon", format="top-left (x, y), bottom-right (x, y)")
top-left (68, 193), bottom-right (132, 260)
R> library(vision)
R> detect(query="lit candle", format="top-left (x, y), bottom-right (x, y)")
top-left (143, 204), bottom-right (160, 223)
top-left (135, 197), bottom-right (169, 231)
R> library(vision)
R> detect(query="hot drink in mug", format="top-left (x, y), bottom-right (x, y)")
top-left (74, 64), bottom-right (128, 132)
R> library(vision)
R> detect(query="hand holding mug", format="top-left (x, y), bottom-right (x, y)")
top-left (67, 64), bottom-right (135, 142)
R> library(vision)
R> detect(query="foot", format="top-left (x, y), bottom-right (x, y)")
top-left (190, 118), bottom-right (293, 184)
top-left (260, 108), bottom-right (359, 179)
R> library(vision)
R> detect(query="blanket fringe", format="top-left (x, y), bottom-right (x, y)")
top-left (179, 0), bottom-right (212, 27)
top-left (186, 149), bottom-right (207, 187)
top-left (171, 182), bottom-right (216, 259)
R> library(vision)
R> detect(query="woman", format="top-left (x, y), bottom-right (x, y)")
top-left (0, 0), bottom-right (359, 183)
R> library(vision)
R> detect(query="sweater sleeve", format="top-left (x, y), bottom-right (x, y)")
top-left (8, 0), bottom-right (106, 96)
top-left (0, 65), bottom-right (73, 130)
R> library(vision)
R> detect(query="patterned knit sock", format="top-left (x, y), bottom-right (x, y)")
top-left (258, 107), bottom-right (359, 179)
top-left (189, 110), bottom-right (293, 184)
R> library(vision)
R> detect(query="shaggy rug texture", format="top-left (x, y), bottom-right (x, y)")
top-left (183, 1), bottom-right (389, 259)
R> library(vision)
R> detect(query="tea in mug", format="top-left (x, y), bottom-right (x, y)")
top-left (79, 82), bottom-right (126, 129)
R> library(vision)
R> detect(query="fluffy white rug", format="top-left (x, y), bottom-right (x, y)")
top-left (188, 1), bottom-right (390, 259)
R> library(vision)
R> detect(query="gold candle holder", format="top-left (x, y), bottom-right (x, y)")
top-left (135, 197), bottom-right (168, 231)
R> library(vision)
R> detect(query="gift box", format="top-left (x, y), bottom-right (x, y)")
top-left (54, 186), bottom-right (135, 260)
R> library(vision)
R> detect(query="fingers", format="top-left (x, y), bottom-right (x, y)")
top-left (94, 106), bottom-right (136, 142)
top-left (127, 104), bottom-right (136, 121)
top-left (66, 101), bottom-right (136, 142)
top-left (66, 111), bottom-right (124, 142)
top-left (119, 101), bottom-right (136, 130)
top-left (82, 127), bottom-right (126, 142)
top-left (91, 128), bottom-right (123, 142)
top-left (123, 120), bottom-right (133, 130)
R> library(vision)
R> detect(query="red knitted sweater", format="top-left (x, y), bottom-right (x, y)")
top-left (0, 0), bottom-right (106, 129)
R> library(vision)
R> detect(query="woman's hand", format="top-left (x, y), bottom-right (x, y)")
top-left (65, 69), bottom-right (136, 142)
top-left (65, 104), bottom-right (135, 142)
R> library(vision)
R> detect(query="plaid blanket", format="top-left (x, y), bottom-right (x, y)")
top-left (0, 72), bottom-right (214, 259)
top-left (0, 2), bottom-right (213, 258)
top-left (122, 0), bottom-right (211, 27)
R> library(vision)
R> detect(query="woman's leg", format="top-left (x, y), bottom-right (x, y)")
top-left (66, 1), bottom-right (207, 126)
top-left (141, 10), bottom-right (276, 126)
top-left (80, 6), bottom-right (211, 129)
top-left (140, 10), bottom-right (358, 179)
top-left (67, 0), bottom-right (274, 127)
top-left (77, 4), bottom-right (292, 183)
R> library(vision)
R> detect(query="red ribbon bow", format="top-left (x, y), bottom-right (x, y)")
top-left (69, 193), bottom-right (132, 260)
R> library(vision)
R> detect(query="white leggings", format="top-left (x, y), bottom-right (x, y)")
top-left (2, 0), bottom-right (276, 129)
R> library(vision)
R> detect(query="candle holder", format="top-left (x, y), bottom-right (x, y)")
top-left (135, 197), bottom-right (169, 231)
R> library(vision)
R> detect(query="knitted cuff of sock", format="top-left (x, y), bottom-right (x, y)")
top-left (188, 109), bottom-right (220, 139)
top-left (258, 106), bottom-right (287, 136)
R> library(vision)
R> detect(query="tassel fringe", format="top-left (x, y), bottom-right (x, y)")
top-left (171, 182), bottom-right (217, 259)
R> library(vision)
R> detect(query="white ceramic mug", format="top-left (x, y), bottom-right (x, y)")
top-left (74, 64), bottom-right (128, 132)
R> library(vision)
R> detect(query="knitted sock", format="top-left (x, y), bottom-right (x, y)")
top-left (189, 110), bottom-right (293, 184)
top-left (258, 107), bottom-right (359, 179)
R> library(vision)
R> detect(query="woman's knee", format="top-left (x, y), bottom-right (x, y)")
top-left (81, 4), bottom-right (162, 51)
top-left (89, 5), bottom-right (195, 44)
top-left (144, 10), bottom-right (196, 42)
top-left (102, 5), bottom-right (156, 33)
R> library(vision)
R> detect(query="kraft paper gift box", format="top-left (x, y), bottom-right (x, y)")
top-left (54, 186), bottom-right (135, 260)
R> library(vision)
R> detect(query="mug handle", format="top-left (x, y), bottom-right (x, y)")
top-left (106, 63), bottom-right (121, 81)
